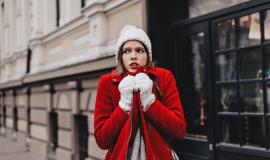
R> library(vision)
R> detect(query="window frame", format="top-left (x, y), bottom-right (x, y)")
top-left (212, 4), bottom-right (270, 150)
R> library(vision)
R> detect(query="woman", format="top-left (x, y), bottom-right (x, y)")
top-left (94, 25), bottom-right (186, 160)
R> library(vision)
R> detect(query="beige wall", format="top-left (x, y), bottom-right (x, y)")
top-left (81, 78), bottom-right (107, 159)
top-left (107, 1), bottom-right (144, 42)
top-left (0, 0), bottom-right (146, 82)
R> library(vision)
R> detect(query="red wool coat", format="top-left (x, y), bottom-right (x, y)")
top-left (94, 67), bottom-right (186, 160)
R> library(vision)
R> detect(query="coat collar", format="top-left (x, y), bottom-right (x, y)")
top-left (112, 67), bottom-right (158, 83)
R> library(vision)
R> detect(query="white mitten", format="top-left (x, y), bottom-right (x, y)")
top-left (135, 73), bottom-right (155, 111)
top-left (118, 75), bottom-right (135, 112)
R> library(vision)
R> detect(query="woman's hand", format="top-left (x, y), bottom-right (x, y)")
top-left (135, 73), bottom-right (155, 111)
top-left (118, 75), bottom-right (135, 112)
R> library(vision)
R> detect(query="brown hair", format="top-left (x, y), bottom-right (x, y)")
top-left (115, 42), bottom-right (155, 76)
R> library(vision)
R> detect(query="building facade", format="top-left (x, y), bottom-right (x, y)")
top-left (0, 0), bottom-right (270, 160)
top-left (0, 0), bottom-right (147, 160)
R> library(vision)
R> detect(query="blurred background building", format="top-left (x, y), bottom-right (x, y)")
top-left (0, 0), bottom-right (270, 160)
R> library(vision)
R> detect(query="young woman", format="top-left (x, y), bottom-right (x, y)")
top-left (94, 25), bottom-right (186, 160)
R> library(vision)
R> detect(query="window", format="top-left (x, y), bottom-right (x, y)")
top-left (179, 31), bottom-right (208, 139)
top-left (74, 114), bottom-right (88, 160)
top-left (13, 107), bottom-right (18, 132)
top-left (189, 0), bottom-right (251, 18)
top-left (189, 32), bottom-right (208, 138)
top-left (214, 10), bottom-right (270, 149)
top-left (1, 2), bottom-right (4, 22)
top-left (1, 106), bottom-right (6, 134)
top-left (1, 2), bottom-right (5, 56)
top-left (3, 106), bottom-right (6, 126)
top-left (48, 111), bottom-right (58, 159)
top-left (81, 0), bottom-right (86, 8)
top-left (56, 0), bottom-right (60, 27)
top-left (264, 10), bottom-right (270, 42)
top-left (15, 0), bottom-right (22, 49)
top-left (1, 100), bottom-right (6, 134)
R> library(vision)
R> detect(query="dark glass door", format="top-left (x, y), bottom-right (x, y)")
top-left (173, 21), bottom-right (214, 160)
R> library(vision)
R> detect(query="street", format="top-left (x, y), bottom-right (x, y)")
top-left (0, 136), bottom-right (33, 160)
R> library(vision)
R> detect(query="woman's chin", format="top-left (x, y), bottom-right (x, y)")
top-left (128, 68), bottom-right (137, 73)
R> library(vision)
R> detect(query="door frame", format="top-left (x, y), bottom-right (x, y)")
top-left (171, 21), bottom-right (216, 160)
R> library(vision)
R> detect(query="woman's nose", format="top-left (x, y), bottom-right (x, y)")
top-left (130, 51), bottom-right (137, 58)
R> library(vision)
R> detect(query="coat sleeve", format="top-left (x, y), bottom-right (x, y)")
top-left (145, 71), bottom-right (186, 140)
top-left (94, 75), bottom-right (128, 149)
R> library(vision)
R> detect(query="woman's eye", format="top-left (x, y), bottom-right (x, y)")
top-left (122, 50), bottom-right (130, 54)
top-left (137, 49), bottom-right (145, 53)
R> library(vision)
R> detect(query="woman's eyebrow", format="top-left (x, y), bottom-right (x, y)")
top-left (135, 46), bottom-right (145, 49)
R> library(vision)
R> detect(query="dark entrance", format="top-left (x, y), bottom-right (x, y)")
top-left (172, 21), bottom-right (213, 160)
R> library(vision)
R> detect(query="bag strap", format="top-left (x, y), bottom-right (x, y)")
top-left (150, 75), bottom-right (163, 102)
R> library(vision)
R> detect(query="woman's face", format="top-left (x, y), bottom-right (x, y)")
top-left (121, 40), bottom-right (148, 73)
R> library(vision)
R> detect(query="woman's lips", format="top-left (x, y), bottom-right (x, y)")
top-left (129, 63), bottom-right (139, 69)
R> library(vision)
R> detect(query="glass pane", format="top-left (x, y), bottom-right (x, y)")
top-left (239, 48), bottom-right (262, 79)
top-left (49, 112), bottom-right (58, 150)
top-left (268, 118), bottom-right (270, 146)
top-left (221, 117), bottom-right (240, 144)
top-left (238, 13), bottom-right (261, 47)
top-left (264, 10), bottom-right (270, 42)
top-left (263, 46), bottom-right (270, 112)
top-left (242, 117), bottom-right (266, 148)
top-left (267, 81), bottom-right (270, 113)
top-left (266, 46), bottom-right (270, 79)
top-left (218, 85), bottom-right (238, 112)
top-left (240, 83), bottom-right (264, 113)
top-left (215, 52), bottom-right (237, 82)
top-left (186, 32), bottom-right (208, 139)
top-left (216, 19), bottom-right (235, 50)
top-left (189, 0), bottom-right (251, 18)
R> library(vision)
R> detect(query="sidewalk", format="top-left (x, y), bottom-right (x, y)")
top-left (0, 136), bottom-right (31, 160)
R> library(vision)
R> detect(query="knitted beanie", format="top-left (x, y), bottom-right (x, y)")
top-left (115, 25), bottom-right (152, 63)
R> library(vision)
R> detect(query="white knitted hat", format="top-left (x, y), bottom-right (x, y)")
top-left (115, 25), bottom-right (152, 63)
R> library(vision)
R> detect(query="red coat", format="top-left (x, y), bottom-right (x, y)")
top-left (94, 67), bottom-right (186, 160)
